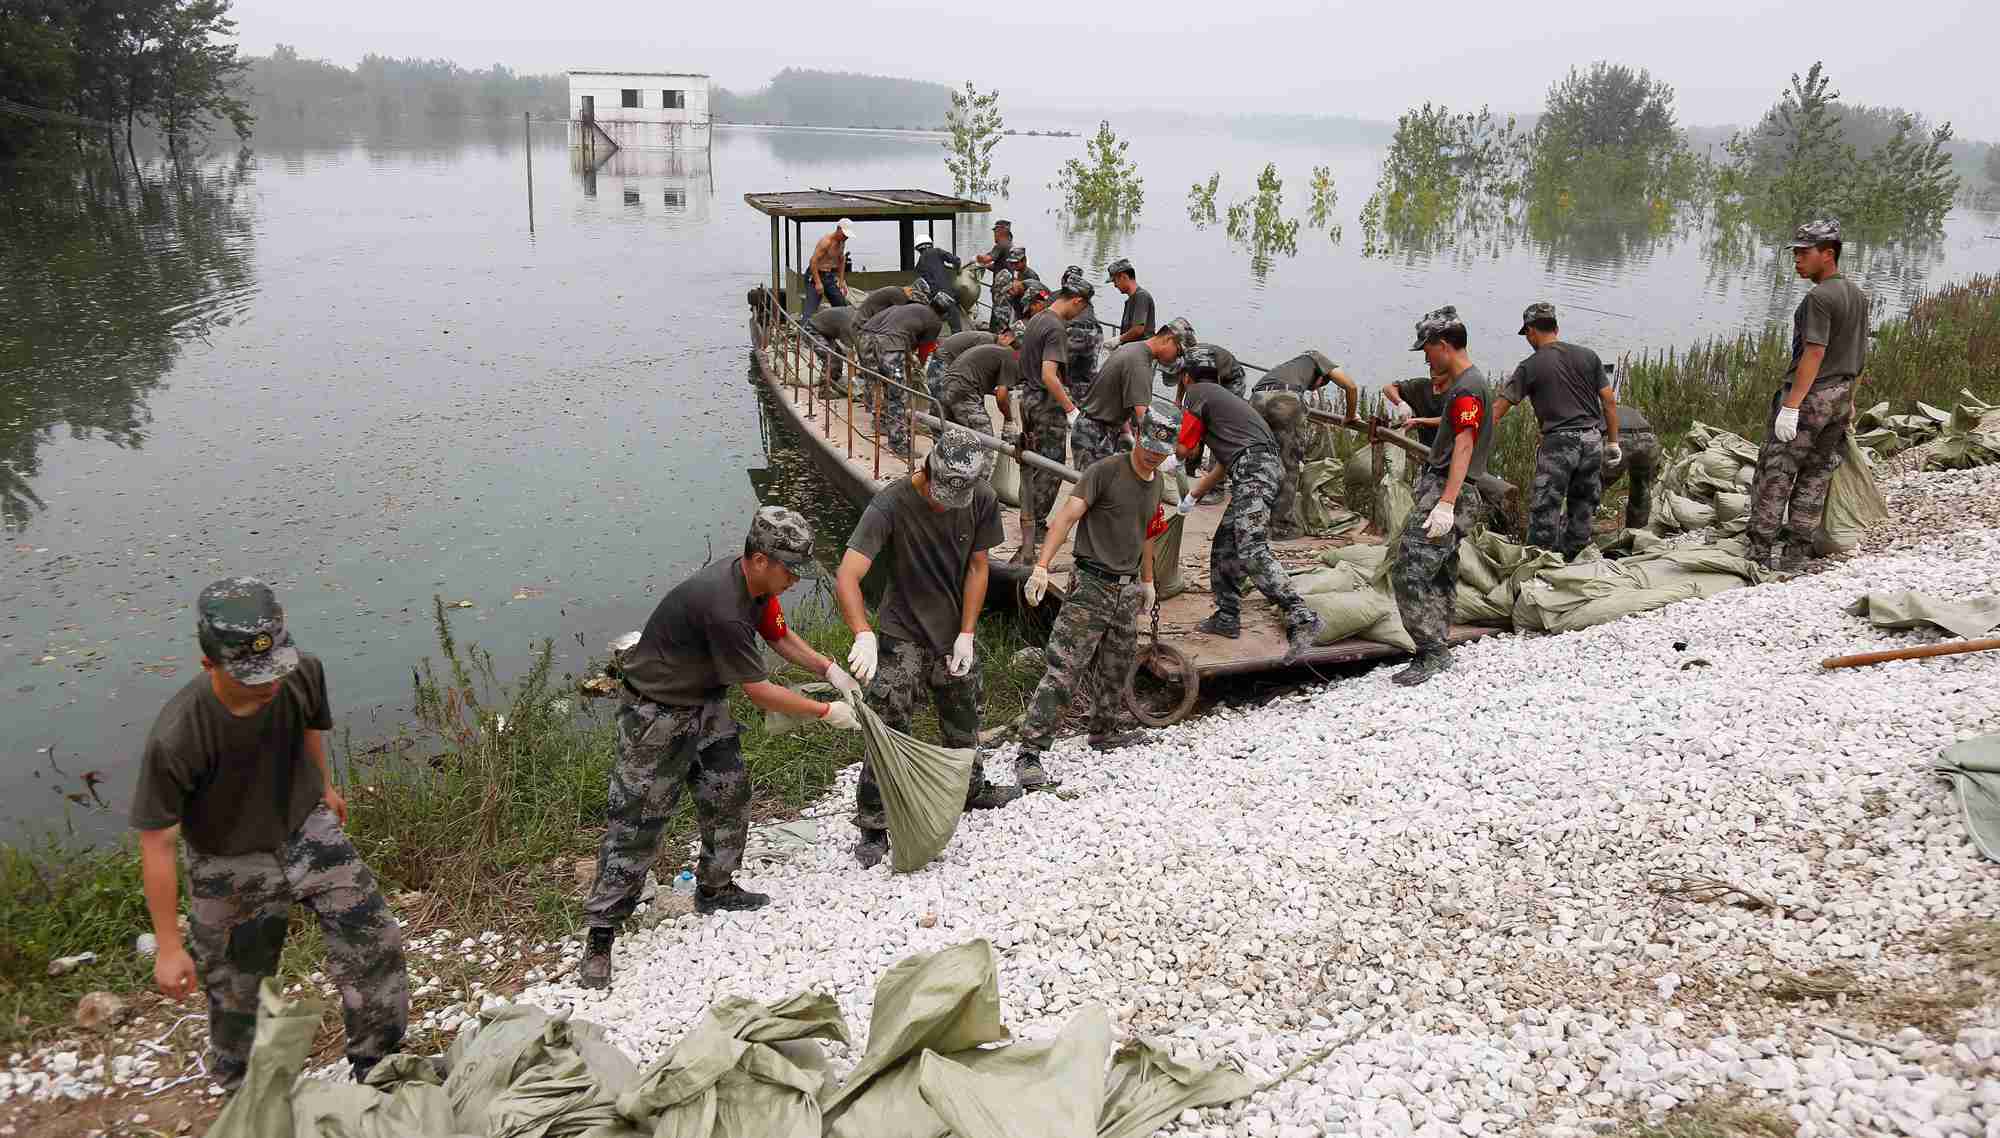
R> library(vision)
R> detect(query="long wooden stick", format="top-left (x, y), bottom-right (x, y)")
top-left (1822, 638), bottom-right (2000, 669)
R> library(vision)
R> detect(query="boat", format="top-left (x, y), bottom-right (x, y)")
top-left (744, 188), bottom-right (1496, 722)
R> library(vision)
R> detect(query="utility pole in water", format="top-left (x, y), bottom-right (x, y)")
top-left (525, 111), bottom-right (535, 234)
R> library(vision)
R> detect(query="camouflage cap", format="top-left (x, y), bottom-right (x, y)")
top-left (1006, 246), bottom-right (1027, 264)
top-left (910, 277), bottom-right (935, 300)
top-left (1002, 320), bottom-right (1026, 340)
top-left (747, 505), bottom-right (815, 573)
top-left (197, 577), bottom-right (300, 685)
top-left (1788, 218), bottom-right (1841, 249)
top-left (924, 427), bottom-right (995, 509)
top-left (1023, 286), bottom-right (1052, 308)
top-left (1056, 281), bottom-right (1094, 302)
top-left (1162, 317), bottom-right (1197, 352)
top-left (1517, 301), bottom-right (1557, 335)
top-left (1138, 413), bottom-right (1177, 455)
top-left (1410, 305), bottom-right (1464, 351)
top-left (1061, 264), bottom-right (1092, 292)
top-left (1179, 345), bottom-right (1221, 381)
top-left (1105, 257), bottom-right (1135, 281)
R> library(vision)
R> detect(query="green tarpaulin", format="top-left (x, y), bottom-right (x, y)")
top-left (1846, 590), bottom-right (2000, 641)
top-left (1935, 735), bottom-right (2000, 864)
top-left (206, 980), bottom-right (323, 1138)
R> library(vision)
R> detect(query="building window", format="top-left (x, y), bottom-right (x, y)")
top-left (662, 89), bottom-right (685, 110)
top-left (620, 89), bottom-right (640, 109)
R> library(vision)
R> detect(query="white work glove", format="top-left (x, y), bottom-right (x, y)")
top-left (1385, 401), bottom-right (1411, 425)
top-left (1025, 565), bottom-right (1050, 606)
top-left (819, 700), bottom-right (860, 731)
top-left (1159, 455), bottom-right (1180, 474)
top-left (1066, 407), bottom-right (1081, 428)
top-left (1422, 499), bottom-right (1456, 539)
top-left (1177, 493), bottom-right (1196, 515)
top-left (1773, 404), bottom-right (1800, 443)
top-left (826, 663), bottom-right (863, 702)
top-left (846, 630), bottom-right (879, 684)
top-left (1604, 442), bottom-right (1623, 466)
top-left (948, 633), bottom-right (976, 677)
top-left (1139, 581), bottom-right (1156, 610)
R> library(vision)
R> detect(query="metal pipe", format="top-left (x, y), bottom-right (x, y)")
top-left (910, 411), bottom-right (1082, 484)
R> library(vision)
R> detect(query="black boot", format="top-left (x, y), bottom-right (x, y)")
top-left (855, 829), bottom-right (889, 868)
top-left (964, 779), bottom-right (1024, 809)
top-left (1392, 649), bottom-right (1451, 687)
top-left (1196, 611), bottom-right (1240, 638)
top-left (578, 926), bottom-right (614, 989)
top-left (695, 881), bottom-right (771, 914)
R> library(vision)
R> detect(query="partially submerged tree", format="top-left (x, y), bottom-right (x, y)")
top-left (1054, 120), bottom-right (1143, 224)
top-left (942, 81), bottom-right (1007, 199)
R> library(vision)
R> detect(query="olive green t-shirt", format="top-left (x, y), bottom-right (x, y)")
top-left (622, 558), bottom-right (774, 707)
top-left (1501, 341), bottom-right (1608, 434)
top-left (947, 343), bottom-right (1020, 393)
top-left (129, 654), bottom-right (333, 856)
top-left (935, 330), bottom-right (996, 368)
top-left (1081, 342), bottom-right (1156, 423)
top-left (1787, 273), bottom-right (1869, 386)
top-left (857, 286), bottom-right (913, 321)
top-left (1072, 453), bottom-right (1159, 576)
top-left (847, 477), bottom-right (1004, 655)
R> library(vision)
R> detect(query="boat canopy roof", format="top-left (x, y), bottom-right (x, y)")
top-left (743, 189), bottom-right (991, 222)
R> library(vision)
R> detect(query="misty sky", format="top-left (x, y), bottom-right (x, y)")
top-left (232, 0), bottom-right (1997, 138)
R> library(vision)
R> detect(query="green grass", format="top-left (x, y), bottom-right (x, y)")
top-left (0, 590), bottom-right (1046, 1047)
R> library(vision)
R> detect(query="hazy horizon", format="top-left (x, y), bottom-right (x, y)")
top-left (228, 0), bottom-right (1998, 139)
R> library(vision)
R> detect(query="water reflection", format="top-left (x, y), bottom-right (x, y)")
top-left (0, 159), bottom-right (257, 531)
top-left (572, 145), bottom-right (714, 218)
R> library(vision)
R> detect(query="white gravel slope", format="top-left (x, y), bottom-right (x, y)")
top-left (515, 466), bottom-right (2000, 1138)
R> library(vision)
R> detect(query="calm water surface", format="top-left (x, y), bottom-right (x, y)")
top-left (4, 121), bottom-right (1998, 841)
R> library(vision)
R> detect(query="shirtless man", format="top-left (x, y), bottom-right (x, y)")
top-left (803, 218), bottom-right (856, 319)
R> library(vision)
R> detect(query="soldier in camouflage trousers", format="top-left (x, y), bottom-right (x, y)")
top-left (1061, 266), bottom-right (1101, 405)
top-left (854, 639), bottom-right (989, 831)
top-left (860, 337), bottom-right (915, 462)
top-left (1018, 571), bottom-right (1143, 769)
top-left (1207, 447), bottom-right (1317, 637)
top-left (1018, 398), bottom-right (1069, 556)
top-left (1391, 469), bottom-right (1485, 655)
top-left (988, 267), bottom-right (1017, 333)
top-left (187, 807), bottom-right (409, 1087)
top-left (1251, 390), bottom-right (1312, 540)
top-left (1069, 412), bottom-right (1131, 470)
top-left (1745, 377), bottom-right (1854, 566)
top-left (931, 369), bottom-right (994, 434)
top-left (1525, 428), bottom-right (1604, 560)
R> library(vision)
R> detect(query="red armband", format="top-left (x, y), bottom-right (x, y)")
top-left (914, 340), bottom-right (938, 364)
top-left (1178, 412), bottom-right (1204, 453)
top-left (758, 596), bottom-right (788, 643)
top-left (1448, 395), bottom-right (1483, 434)
top-left (1146, 504), bottom-right (1170, 539)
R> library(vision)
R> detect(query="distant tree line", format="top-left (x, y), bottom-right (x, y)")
top-left (714, 68), bottom-right (952, 130)
top-left (243, 46), bottom-right (568, 125)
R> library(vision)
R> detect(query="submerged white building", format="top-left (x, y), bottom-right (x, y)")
top-left (567, 70), bottom-right (711, 151)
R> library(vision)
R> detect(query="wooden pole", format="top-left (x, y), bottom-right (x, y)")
top-left (1822, 638), bottom-right (2000, 670)
top-left (524, 113), bottom-right (534, 234)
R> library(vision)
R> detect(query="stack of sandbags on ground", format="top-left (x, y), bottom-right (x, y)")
top-left (1287, 561), bottom-right (1415, 650)
top-left (1507, 536), bottom-right (1764, 634)
top-left (1851, 391), bottom-right (1999, 461)
top-left (206, 941), bottom-right (1257, 1138)
top-left (1645, 420), bottom-right (1888, 554)
top-left (1925, 390), bottom-right (2000, 470)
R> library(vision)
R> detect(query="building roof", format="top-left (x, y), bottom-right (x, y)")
top-left (568, 70), bottom-right (711, 79)
top-left (742, 189), bottom-right (992, 221)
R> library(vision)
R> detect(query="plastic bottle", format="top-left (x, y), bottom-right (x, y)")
top-left (671, 870), bottom-right (696, 896)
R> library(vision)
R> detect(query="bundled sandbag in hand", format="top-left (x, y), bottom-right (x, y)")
top-left (850, 698), bottom-right (975, 873)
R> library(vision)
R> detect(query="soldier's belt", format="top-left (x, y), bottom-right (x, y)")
top-left (1074, 558), bottom-right (1138, 586)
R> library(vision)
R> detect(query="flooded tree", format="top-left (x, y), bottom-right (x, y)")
top-left (1359, 102), bottom-right (1528, 256)
top-left (1054, 120), bottom-right (1143, 225)
top-left (1187, 172), bottom-right (1220, 226)
top-left (942, 82), bottom-right (1008, 199)
top-left (1224, 163), bottom-right (1301, 278)
top-left (1525, 63), bottom-right (1706, 222)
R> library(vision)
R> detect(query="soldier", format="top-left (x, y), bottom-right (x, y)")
top-left (1173, 358), bottom-right (1324, 662)
top-left (1601, 401), bottom-right (1664, 530)
top-left (1060, 266), bottom-right (1102, 405)
top-left (1018, 283), bottom-right (1052, 322)
top-left (582, 508), bottom-right (862, 987)
top-left (987, 249), bottom-right (1020, 333)
top-left (1107, 258), bottom-right (1156, 346)
top-left (1747, 218), bottom-right (1869, 571)
top-left (859, 295), bottom-right (945, 462)
top-left (806, 304), bottom-right (863, 394)
top-left (1494, 302), bottom-right (1620, 561)
top-left (1389, 306), bottom-right (1491, 687)
top-left (1167, 340), bottom-right (1248, 399)
top-left (1073, 322), bottom-right (1192, 469)
top-left (934, 336), bottom-right (1020, 435)
top-left (131, 577), bottom-right (408, 1090)
top-left (803, 218), bottom-right (855, 319)
top-left (1018, 418), bottom-right (1180, 786)
top-left (836, 429), bottom-right (1023, 866)
top-left (1015, 285), bottom-right (1092, 560)
top-left (928, 322), bottom-right (1015, 383)
top-left (974, 219), bottom-right (1012, 268)
top-left (1383, 374), bottom-right (1515, 533)
top-left (912, 233), bottom-right (966, 334)
top-left (1251, 351), bottom-right (1361, 540)
top-left (857, 278), bottom-right (929, 322)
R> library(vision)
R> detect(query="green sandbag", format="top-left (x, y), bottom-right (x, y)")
top-left (849, 697), bottom-right (975, 873)
top-left (1098, 1039), bottom-right (1258, 1138)
top-left (1296, 458), bottom-right (1362, 537)
top-left (828, 1011), bottom-right (1104, 1138)
top-left (1290, 563), bottom-right (1370, 597)
top-left (444, 1005), bottom-right (559, 1131)
top-left (988, 396), bottom-right (1021, 507)
top-left (206, 979), bottom-right (324, 1138)
top-left (1846, 590), bottom-right (2000, 640)
top-left (1818, 433), bottom-right (1890, 552)
top-left (1544, 581), bottom-right (1704, 633)
top-left (914, 1006), bottom-right (1110, 1138)
top-left (1934, 735), bottom-right (2000, 864)
top-left (1455, 582), bottom-right (1512, 625)
top-left (953, 268), bottom-right (981, 314)
top-left (1924, 431), bottom-right (2000, 471)
top-left (1712, 492), bottom-right (1750, 524)
top-left (1152, 510), bottom-right (1189, 601)
top-left (1316, 543), bottom-right (1388, 573)
top-left (619, 998), bottom-right (834, 1138)
top-left (292, 1056), bottom-right (468, 1138)
top-left (485, 1049), bottom-right (625, 1138)
top-left (764, 682), bottom-right (838, 736)
top-left (822, 941), bottom-right (1010, 1122)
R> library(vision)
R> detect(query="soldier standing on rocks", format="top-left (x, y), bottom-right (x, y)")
top-left (1746, 218), bottom-right (1870, 572)
top-left (1107, 258), bottom-right (1156, 346)
top-left (859, 293), bottom-right (945, 462)
top-left (1250, 351), bottom-right (1361, 540)
top-left (836, 428), bottom-right (1024, 867)
top-left (1601, 401), bottom-right (1664, 530)
top-left (912, 233), bottom-right (966, 334)
top-left (1382, 373), bottom-right (1515, 534)
top-left (1173, 356), bottom-right (1324, 663)
top-left (1017, 419), bottom-right (1181, 786)
top-left (581, 507), bottom-right (863, 988)
top-left (803, 218), bottom-right (855, 319)
top-left (1072, 321), bottom-right (1193, 470)
top-left (1494, 302), bottom-right (1620, 561)
top-left (1015, 285), bottom-right (1093, 559)
top-left (131, 578), bottom-right (408, 1090)
top-left (1390, 306), bottom-right (1492, 687)
top-left (933, 334), bottom-right (1021, 435)
top-left (1060, 266), bottom-right (1102, 406)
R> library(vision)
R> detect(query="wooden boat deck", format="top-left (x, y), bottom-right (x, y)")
top-left (751, 332), bottom-right (1495, 678)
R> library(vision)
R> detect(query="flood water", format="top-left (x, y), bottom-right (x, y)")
top-left (4, 120), bottom-right (1998, 842)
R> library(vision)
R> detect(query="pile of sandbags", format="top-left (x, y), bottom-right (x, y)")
top-left (1646, 421), bottom-right (1887, 554)
top-left (1851, 390), bottom-right (2000, 466)
top-left (206, 941), bottom-right (1257, 1138)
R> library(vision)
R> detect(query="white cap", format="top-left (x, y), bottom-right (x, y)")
top-left (913, 233), bottom-right (934, 248)
top-left (836, 218), bottom-right (856, 237)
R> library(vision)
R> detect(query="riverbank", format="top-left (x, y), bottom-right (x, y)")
top-left (7, 463), bottom-right (2000, 1136)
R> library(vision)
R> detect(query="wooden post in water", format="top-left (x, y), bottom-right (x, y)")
top-left (524, 113), bottom-right (534, 234)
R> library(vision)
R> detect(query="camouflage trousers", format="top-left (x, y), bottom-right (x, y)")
top-left (1019, 399), bottom-right (1070, 549)
top-left (186, 805), bottom-right (407, 1088)
top-left (860, 337), bottom-right (914, 462)
top-left (1251, 391), bottom-right (1311, 539)
top-left (931, 372), bottom-right (993, 435)
top-left (1746, 379), bottom-right (1854, 563)
top-left (1069, 415), bottom-right (1131, 471)
top-left (1527, 428), bottom-right (1604, 560)
top-left (1601, 430), bottom-right (1663, 530)
top-left (1212, 447), bottom-right (1314, 630)
top-left (1020, 571), bottom-right (1141, 752)
top-left (584, 697), bottom-right (749, 930)
top-left (854, 636), bottom-right (984, 833)
top-left (1066, 354), bottom-right (1098, 409)
top-left (1391, 469), bottom-right (1485, 652)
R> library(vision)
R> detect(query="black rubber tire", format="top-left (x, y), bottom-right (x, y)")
top-left (1125, 643), bottom-right (1199, 726)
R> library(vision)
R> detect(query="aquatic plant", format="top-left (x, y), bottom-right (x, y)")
top-left (1054, 120), bottom-right (1143, 224)
top-left (943, 81), bottom-right (1009, 199)
top-left (1187, 171), bottom-right (1220, 227)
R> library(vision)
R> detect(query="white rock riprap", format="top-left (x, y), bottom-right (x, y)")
top-left (505, 466), bottom-right (2000, 1137)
